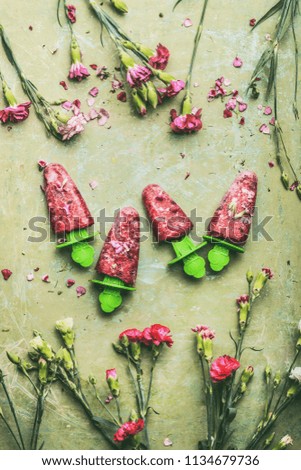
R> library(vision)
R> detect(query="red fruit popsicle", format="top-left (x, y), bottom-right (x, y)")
top-left (203, 171), bottom-right (258, 271)
top-left (91, 207), bottom-right (140, 313)
top-left (142, 184), bottom-right (207, 278)
top-left (43, 163), bottom-right (95, 267)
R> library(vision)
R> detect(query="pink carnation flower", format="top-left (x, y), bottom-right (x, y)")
top-left (114, 419), bottom-right (144, 442)
top-left (66, 5), bottom-right (76, 23)
top-left (158, 80), bottom-right (185, 99)
top-left (262, 267), bottom-right (274, 279)
top-left (58, 113), bottom-right (87, 141)
top-left (119, 328), bottom-right (142, 343)
top-left (68, 62), bottom-right (90, 82)
top-left (148, 43), bottom-right (170, 70)
top-left (0, 102), bottom-right (31, 123)
top-left (106, 368), bottom-right (117, 381)
top-left (141, 324), bottom-right (173, 347)
top-left (170, 108), bottom-right (202, 134)
top-left (126, 64), bottom-right (152, 88)
top-left (210, 355), bottom-right (240, 382)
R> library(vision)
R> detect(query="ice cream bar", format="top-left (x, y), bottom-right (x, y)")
top-left (142, 184), bottom-right (193, 241)
top-left (142, 184), bottom-right (206, 279)
top-left (91, 207), bottom-right (140, 313)
top-left (44, 163), bottom-right (94, 234)
top-left (43, 163), bottom-right (95, 267)
top-left (203, 171), bottom-right (258, 271)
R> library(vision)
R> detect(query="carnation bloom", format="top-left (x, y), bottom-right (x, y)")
top-left (289, 367), bottom-right (301, 383)
top-left (58, 113), bottom-right (87, 140)
top-left (170, 108), bottom-right (202, 134)
top-left (68, 62), bottom-right (90, 81)
top-left (158, 80), bottom-right (185, 99)
top-left (262, 267), bottom-right (274, 279)
top-left (119, 328), bottom-right (142, 342)
top-left (148, 43), bottom-right (170, 70)
top-left (0, 101), bottom-right (31, 123)
top-left (106, 368), bottom-right (117, 380)
top-left (236, 294), bottom-right (249, 306)
top-left (192, 325), bottom-right (215, 340)
top-left (66, 5), bottom-right (76, 23)
top-left (141, 324), bottom-right (173, 347)
top-left (114, 419), bottom-right (144, 442)
top-left (126, 64), bottom-right (152, 88)
top-left (210, 355), bottom-right (240, 382)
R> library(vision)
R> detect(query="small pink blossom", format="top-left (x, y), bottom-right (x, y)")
top-left (58, 113), bottom-right (87, 140)
top-left (89, 180), bottom-right (98, 190)
top-left (259, 123), bottom-right (270, 134)
top-left (76, 286), bottom-right (86, 297)
top-left (68, 62), bottom-right (90, 82)
top-left (263, 106), bottom-right (272, 115)
top-left (126, 65), bottom-right (152, 88)
top-left (59, 81), bottom-right (68, 90)
top-left (182, 18), bottom-right (193, 27)
top-left (41, 274), bottom-right (50, 283)
top-left (66, 279), bottom-right (75, 288)
top-left (192, 325), bottom-right (215, 340)
top-left (1, 269), bottom-right (12, 280)
top-left (0, 102), bottom-right (31, 123)
top-left (27, 273), bottom-right (34, 281)
top-left (170, 108), bottom-right (202, 134)
top-left (268, 161), bottom-right (275, 167)
top-left (233, 56), bottom-right (243, 68)
top-left (238, 102), bottom-right (248, 112)
top-left (117, 91), bottom-right (127, 102)
top-left (223, 109), bottom-right (233, 118)
top-left (148, 43), bottom-right (170, 70)
top-left (158, 80), bottom-right (185, 99)
top-left (249, 18), bottom-right (256, 27)
top-left (66, 5), bottom-right (76, 23)
top-left (89, 87), bottom-right (99, 97)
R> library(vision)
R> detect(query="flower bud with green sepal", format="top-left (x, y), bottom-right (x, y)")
top-left (131, 89), bottom-right (147, 116)
top-left (129, 342), bottom-right (141, 362)
top-left (273, 370), bottom-right (281, 388)
top-left (236, 295), bottom-right (250, 331)
top-left (272, 435), bottom-right (293, 450)
top-left (252, 268), bottom-right (273, 299)
top-left (30, 335), bottom-right (55, 361)
top-left (192, 325), bottom-right (215, 362)
top-left (38, 358), bottom-right (48, 385)
top-left (146, 82), bottom-right (158, 109)
top-left (281, 171), bottom-right (290, 190)
top-left (286, 383), bottom-right (300, 398)
top-left (265, 365), bottom-right (272, 384)
top-left (106, 368), bottom-right (120, 398)
top-left (238, 366), bottom-right (254, 394)
top-left (6, 351), bottom-right (21, 366)
top-left (110, 0), bottom-right (128, 14)
top-left (56, 348), bottom-right (74, 371)
top-left (246, 269), bottom-right (253, 284)
top-left (55, 318), bottom-right (75, 349)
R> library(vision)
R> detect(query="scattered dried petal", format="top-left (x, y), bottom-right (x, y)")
top-left (117, 91), bottom-right (127, 102)
top-left (66, 279), bottom-right (75, 288)
top-left (87, 97), bottom-right (95, 107)
top-left (268, 161), bottom-right (275, 168)
top-left (193, 82), bottom-right (199, 87)
top-left (29, 25), bottom-right (33, 31)
top-left (224, 78), bottom-right (231, 86)
top-left (238, 102), bottom-right (248, 112)
top-left (289, 181), bottom-right (299, 191)
top-left (90, 64), bottom-right (98, 70)
top-left (182, 18), bottom-right (193, 27)
top-left (89, 108), bottom-right (99, 120)
top-left (163, 437), bottom-right (173, 447)
top-left (62, 101), bottom-right (73, 110)
top-left (76, 286), bottom-right (86, 297)
top-left (257, 104), bottom-right (263, 110)
top-left (249, 18), bottom-right (256, 27)
top-left (98, 109), bottom-right (110, 126)
top-left (269, 117), bottom-right (275, 126)
top-left (263, 106), bottom-right (272, 115)
top-left (41, 274), bottom-right (50, 283)
top-left (259, 123), bottom-right (270, 134)
top-left (38, 160), bottom-right (48, 170)
top-left (239, 117), bottom-right (245, 126)
top-left (59, 81), bottom-right (68, 91)
top-left (89, 87), bottom-right (99, 97)
top-left (1, 269), bottom-right (12, 280)
top-left (89, 180), bottom-right (98, 190)
top-left (223, 109), bottom-right (233, 118)
top-left (233, 56), bottom-right (243, 68)
top-left (265, 33), bottom-right (272, 41)
top-left (27, 273), bottom-right (34, 281)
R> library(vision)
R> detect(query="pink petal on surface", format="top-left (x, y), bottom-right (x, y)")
top-left (268, 161), bottom-right (275, 168)
top-left (163, 438), bottom-right (173, 447)
top-left (89, 108), bottom-right (99, 120)
top-left (239, 117), bottom-right (245, 126)
top-left (238, 102), bottom-right (248, 112)
top-left (89, 87), bottom-right (99, 97)
top-left (233, 56), bottom-right (243, 68)
top-left (249, 18), bottom-right (256, 27)
top-left (59, 81), bottom-right (68, 90)
top-left (87, 97), bottom-right (95, 107)
top-left (66, 279), bottom-right (75, 288)
top-left (62, 101), bottom-right (73, 110)
top-left (98, 109), bottom-right (110, 126)
top-left (38, 160), bottom-right (48, 170)
top-left (223, 109), bottom-right (233, 118)
top-left (182, 18), bottom-right (193, 27)
top-left (89, 180), bottom-right (98, 190)
top-left (257, 104), bottom-right (263, 110)
top-left (269, 117), bottom-right (275, 126)
top-left (259, 123), bottom-right (270, 134)
top-left (90, 64), bottom-right (98, 70)
top-left (1, 269), bottom-right (12, 280)
top-left (265, 34), bottom-right (272, 41)
top-left (117, 91), bottom-right (127, 102)
top-left (224, 78), bottom-right (231, 86)
top-left (76, 286), bottom-right (86, 297)
top-left (27, 273), bottom-right (34, 281)
top-left (263, 106), bottom-right (272, 115)
top-left (41, 274), bottom-right (50, 283)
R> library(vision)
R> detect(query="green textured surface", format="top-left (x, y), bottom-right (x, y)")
top-left (0, 0), bottom-right (301, 451)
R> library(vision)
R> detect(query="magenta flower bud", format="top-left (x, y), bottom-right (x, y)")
top-left (236, 294), bottom-right (250, 330)
top-left (252, 268), bottom-right (273, 298)
top-left (106, 368), bottom-right (120, 397)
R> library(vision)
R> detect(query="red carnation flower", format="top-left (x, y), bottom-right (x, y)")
top-left (210, 355), bottom-right (240, 382)
top-left (148, 43), bottom-right (170, 70)
top-left (119, 328), bottom-right (142, 342)
top-left (142, 324), bottom-right (173, 347)
top-left (114, 419), bottom-right (144, 442)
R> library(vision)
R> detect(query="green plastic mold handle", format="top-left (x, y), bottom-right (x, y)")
top-left (90, 275), bottom-right (135, 313)
top-left (168, 236), bottom-right (207, 279)
top-left (56, 229), bottom-right (96, 268)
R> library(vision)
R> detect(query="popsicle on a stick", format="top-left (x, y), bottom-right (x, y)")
top-left (203, 171), bottom-right (258, 271)
top-left (91, 206), bottom-right (140, 313)
top-left (43, 163), bottom-right (95, 267)
top-left (142, 184), bottom-right (206, 278)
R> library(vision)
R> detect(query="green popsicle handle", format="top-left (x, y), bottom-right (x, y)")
top-left (56, 228), bottom-right (95, 268)
top-left (203, 235), bottom-right (244, 272)
top-left (90, 275), bottom-right (135, 313)
top-left (168, 236), bottom-right (207, 279)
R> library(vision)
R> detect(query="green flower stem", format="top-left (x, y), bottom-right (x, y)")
top-left (0, 412), bottom-right (22, 450)
top-left (125, 350), bottom-right (142, 414)
top-left (93, 387), bottom-right (120, 426)
top-left (115, 397), bottom-right (123, 424)
top-left (0, 376), bottom-right (25, 449)
top-left (30, 387), bottom-right (46, 450)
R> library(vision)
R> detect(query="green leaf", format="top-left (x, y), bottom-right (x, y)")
top-left (252, 0), bottom-right (284, 30)
top-left (173, 0), bottom-right (183, 11)
top-left (92, 415), bottom-right (119, 448)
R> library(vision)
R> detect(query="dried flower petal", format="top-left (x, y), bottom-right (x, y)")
top-left (62, 101), bottom-right (73, 111)
top-left (249, 18), bottom-right (256, 27)
top-left (89, 180), bottom-right (98, 190)
top-left (238, 102), bottom-right (248, 112)
top-left (27, 273), bottom-right (34, 281)
top-left (117, 91), bottom-right (127, 102)
top-left (59, 81), bottom-right (68, 90)
top-left (66, 279), bottom-right (75, 288)
top-left (89, 87), bottom-right (99, 97)
top-left (182, 18), bottom-right (193, 27)
top-left (259, 123), bottom-right (270, 134)
top-left (66, 5), bottom-right (76, 23)
top-left (87, 97), bottom-right (95, 107)
top-left (265, 33), bottom-right (272, 41)
top-left (263, 106), bottom-right (272, 115)
top-left (41, 274), bottom-right (50, 283)
top-left (1, 269), bottom-right (12, 280)
top-left (268, 161), bottom-right (275, 168)
top-left (98, 109), bottom-right (110, 126)
top-left (163, 437), bottom-right (173, 447)
top-left (239, 117), bottom-right (245, 126)
top-left (38, 160), bottom-right (48, 170)
top-left (76, 286), bottom-right (86, 297)
top-left (223, 109), bottom-right (233, 118)
top-left (90, 64), bottom-right (98, 70)
top-left (269, 117), bottom-right (275, 126)
top-left (224, 78), bottom-right (231, 86)
top-left (233, 56), bottom-right (243, 68)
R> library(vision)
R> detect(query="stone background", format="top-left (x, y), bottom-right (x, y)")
top-left (0, 0), bottom-right (300, 450)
